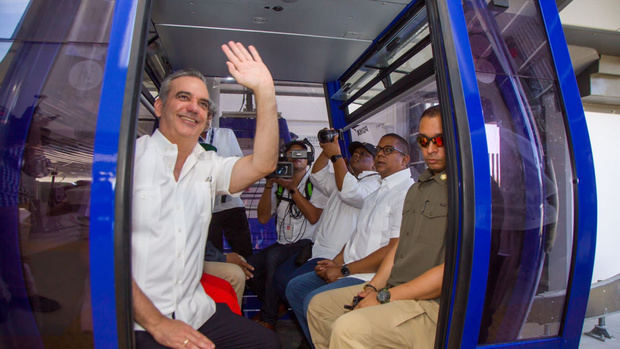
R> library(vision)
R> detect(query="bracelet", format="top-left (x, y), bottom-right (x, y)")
top-left (363, 283), bottom-right (378, 293)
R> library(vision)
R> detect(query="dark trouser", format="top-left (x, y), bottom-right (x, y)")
top-left (207, 207), bottom-right (253, 258)
top-left (135, 303), bottom-right (280, 349)
top-left (245, 239), bottom-right (311, 325)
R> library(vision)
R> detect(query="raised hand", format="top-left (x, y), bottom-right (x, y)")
top-left (221, 41), bottom-right (274, 92)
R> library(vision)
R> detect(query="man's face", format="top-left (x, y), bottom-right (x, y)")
top-left (286, 144), bottom-right (308, 172)
top-left (349, 147), bottom-right (375, 175)
top-left (374, 136), bottom-right (409, 178)
top-left (418, 116), bottom-right (446, 173)
top-left (155, 76), bottom-right (210, 144)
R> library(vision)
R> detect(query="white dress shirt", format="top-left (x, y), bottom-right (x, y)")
top-left (268, 170), bottom-right (328, 244)
top-left (343, 168), bottom-right (414, 282)
top-left (200, 127), bottom-right (245, 213)
top-left (309, 166), bottom-right (381, 259)
top-left (132, 130), bottom-right (240, 330)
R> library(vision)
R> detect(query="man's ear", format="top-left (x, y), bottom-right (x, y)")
top-left (153, 98), bottom-right (163, 118)
top-left (401, 154), bottom-right (410, 168)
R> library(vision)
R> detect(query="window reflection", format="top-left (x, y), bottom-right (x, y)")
top-left (0, 1), bottom-right (114, 347)
top-left (462, 0), bottom-right (575, 343)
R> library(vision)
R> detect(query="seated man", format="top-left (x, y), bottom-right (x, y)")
top-left (274, 133), bottom-right (380, 299)
top-left (203, 240), bottom-right (254, 308)
top-left (286, 133), bottom-right (414, 344)
top-left (131, 42), bottom-right (280, 349)
top-left (247, 140), bottom-right (328, 330)
top-left (307, 105), bottom-right (447, 349)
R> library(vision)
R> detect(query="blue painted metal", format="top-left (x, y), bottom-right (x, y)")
top-left (442, 1), bottom-right (492, 347)
top-left (90, 0), bottom-right (139, 347)
top-left (324, 80), bottom-right (352, 157)
top-left (539, 0), bottom-right (597, 347)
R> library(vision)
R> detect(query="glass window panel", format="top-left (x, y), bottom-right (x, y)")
top-left (462, 0), bottom-right (575, 343)
top-left (349, 76), bottom-right (438, 181)
top-left (0, 1), bottom-right (114, 347)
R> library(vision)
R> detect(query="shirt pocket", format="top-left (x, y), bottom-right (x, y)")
top-left (133, 188), bottom-right (161, 231)
top-left (194, 182), bottom-right (213, 225)
top-left (415, 200), bottom-right (448, 245)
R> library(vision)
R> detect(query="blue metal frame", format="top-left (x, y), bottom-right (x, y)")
top-left (324, 80), bottom-right (352, 156)
top-left (90, 0), bottom-right (140, 347)
top-left (437, 1), bottom-right (492, 347)
top-left (539, 0), bottom-right (597, 347)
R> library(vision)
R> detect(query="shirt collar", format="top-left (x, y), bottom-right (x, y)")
top-left (381, 168), bottom-right (412, 189)
top-left (151, 129), bottom-right (208, 160)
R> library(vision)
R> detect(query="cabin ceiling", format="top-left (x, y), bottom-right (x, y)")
top-left (150, 0), bottom-right (411, 83)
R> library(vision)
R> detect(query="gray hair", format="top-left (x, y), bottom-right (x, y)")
top-left (158, 69), bottom-right (209, 106)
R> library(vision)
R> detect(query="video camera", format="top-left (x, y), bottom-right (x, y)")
top-left (268, 139), bottom-right (315, 179)
top-left (317, 128), bottom-right (343, 143)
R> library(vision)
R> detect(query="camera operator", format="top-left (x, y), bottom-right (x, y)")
top-left (249, 140), bottom-right (328, 330)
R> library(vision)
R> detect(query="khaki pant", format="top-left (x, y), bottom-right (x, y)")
top-left (203, 261), bottom-right (245, 307)
top-left (307, 284), bottom-right (439, 349)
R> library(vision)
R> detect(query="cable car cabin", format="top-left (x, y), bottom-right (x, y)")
top-left (0, 0), bottom-right (598, 348)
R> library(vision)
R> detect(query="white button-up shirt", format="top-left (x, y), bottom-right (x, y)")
top-left (200, 127), bottom-right (246, 213)
top-left (343, 168), bottom-right (414, 282)
top-left (268, 170), bottom-right (328, 244)
top-left (132, 130), bottom-right (240, 330)
top-left (309, 166), bottom-right (381, 259)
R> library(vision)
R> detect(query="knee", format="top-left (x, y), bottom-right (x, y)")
top-left (230, 264), bottom-right (245, 284)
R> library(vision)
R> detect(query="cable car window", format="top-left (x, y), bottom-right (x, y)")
top-left (462, 0), bottom-right (576, 343)
top-left (0, 1), bottom-right (114, 347)
top-left (349, 76), bottom-right (438, 181)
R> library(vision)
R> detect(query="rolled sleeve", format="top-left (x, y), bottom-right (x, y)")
top-left (339, 172), bottom-right (380, 209)
top-left (309, 165), bottom-right (336, 197)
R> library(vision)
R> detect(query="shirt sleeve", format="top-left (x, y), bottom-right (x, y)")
top-left (309, 180), bottom-right (329, 209)
top-left (339, 172), bottom-right (381, 209)
top-left (211, 153), bottom-right (242, 196)
top-left (387, 191), bottom-right (407, 239)
top-left (309, 165), bottom-right (336, 197)
top-left (204, 240), bottom-right (226, 262)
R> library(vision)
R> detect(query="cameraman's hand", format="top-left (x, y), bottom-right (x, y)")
top-left (273, 177), bottom-right (295, 191)
top-left (319, 129), bottom-right (341, 157)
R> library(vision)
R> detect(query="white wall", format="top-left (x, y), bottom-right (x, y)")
top-left (585, 111), bottom-right (620, 282)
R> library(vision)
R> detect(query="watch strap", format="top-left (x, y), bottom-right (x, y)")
top-left (330, 154), bottom-right (343, 163)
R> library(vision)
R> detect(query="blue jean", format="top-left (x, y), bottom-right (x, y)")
top-left (274, 257), bottom-right (323, 301)
top-left (285, 271), bottom-right (364, 343)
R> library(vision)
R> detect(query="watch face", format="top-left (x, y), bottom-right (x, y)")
top-left (377, 289), bottom-right (391, 303)
top-left (341, 265), bottom-right (350, 276)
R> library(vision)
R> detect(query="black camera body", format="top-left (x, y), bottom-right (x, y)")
top-left (317, 129), bottom-right (343, 143)
top-left (268, 161), bottom-right (293, 179)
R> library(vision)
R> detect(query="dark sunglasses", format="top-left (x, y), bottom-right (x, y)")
top-left (417, 134), bottom-right (444, 148)
top-left (376, 145), bottom-right (407, 156)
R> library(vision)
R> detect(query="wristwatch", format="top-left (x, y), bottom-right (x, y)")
top-left (340, 264), bottom-right (351, 277)
top-left (330, 154), bottom-right (343, 163)
top-left (376, 287), bottom-right (391, 304)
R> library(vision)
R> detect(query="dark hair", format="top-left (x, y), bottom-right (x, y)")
top-left (381, 133), bottom-right (410, 156)
top-left (158, 69), bottom-right (210, 106)
top-left (420, 104), bottom-right (441, 121)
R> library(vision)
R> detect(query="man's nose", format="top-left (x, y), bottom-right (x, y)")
top-left (427, 142), bottom-right (438, 153)
top-left (186, 98), bottom-right (200, 113)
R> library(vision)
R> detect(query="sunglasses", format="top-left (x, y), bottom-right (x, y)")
top-left (417, 134), bottom-right (444, 148)
top-left (376, 145), bottom-right (407, 156)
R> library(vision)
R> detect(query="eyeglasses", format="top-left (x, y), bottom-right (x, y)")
top-left (417, 134), bottom-right (444, 148)
top-left (376, 145), bottom-right (407, 156)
